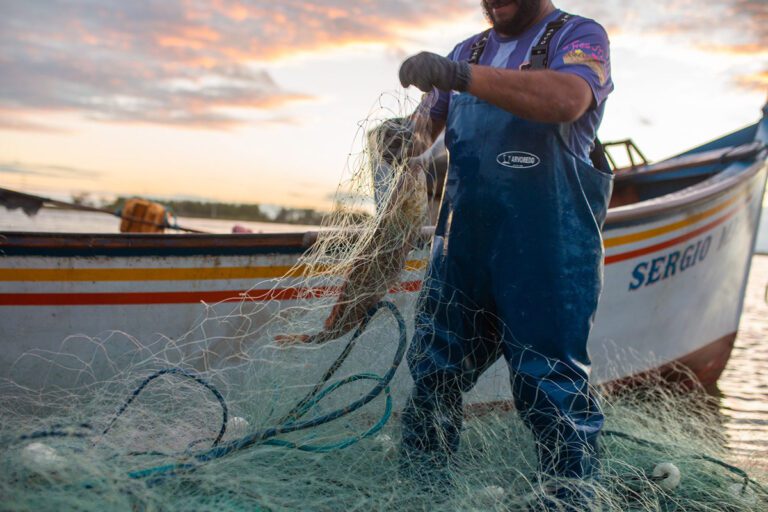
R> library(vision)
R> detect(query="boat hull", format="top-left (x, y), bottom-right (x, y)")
top-left (1, 156), bottom-right (766, 408)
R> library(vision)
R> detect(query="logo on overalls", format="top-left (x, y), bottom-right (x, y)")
top-left (496, 151), bottom-right (541, 169)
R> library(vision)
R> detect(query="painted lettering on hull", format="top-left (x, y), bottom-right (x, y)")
top-left (628, 236), bottom-right (712, 290)
top-left (626, 211), bottom-right (747, 291)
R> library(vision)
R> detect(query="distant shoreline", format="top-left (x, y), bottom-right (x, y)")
top-left (44, 204), bottom-right (325, 226)
top-left (46, 194), bottom-right (374, 228)
top-left (72, 197), bottom-right (333, 226)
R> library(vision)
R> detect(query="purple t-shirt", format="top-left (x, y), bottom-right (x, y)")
top-left (430, 10), bottom-right (613, 163)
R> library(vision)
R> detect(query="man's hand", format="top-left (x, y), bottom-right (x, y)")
top-left (399, 52), bottom-right (472, 93)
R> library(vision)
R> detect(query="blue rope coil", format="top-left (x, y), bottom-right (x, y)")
top-left (18, 300), bottom-right (407, 486)
top-left (28, 299), bottom-right (765, 502)
top-left (101, 367), bottom-right (229, 448)
top-left (129, 300), bottom-right (408, 482)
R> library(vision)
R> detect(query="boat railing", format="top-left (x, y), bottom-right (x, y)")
top-left (602, 139), bottom-right (650, 171)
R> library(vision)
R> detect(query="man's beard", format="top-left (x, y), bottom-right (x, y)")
top-left (482, 0), bottom-right (543, 37)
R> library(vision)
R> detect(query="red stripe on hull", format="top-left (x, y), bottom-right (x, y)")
top-left (0, 200), bottom-right (749, 307)
top-left (605, 208), bottom-right (740, 264)
top-left (0, 281), bottom-right (423, 306)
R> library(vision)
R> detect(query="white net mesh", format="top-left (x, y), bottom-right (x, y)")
top-left (0, 92), bottom-right (766, 511)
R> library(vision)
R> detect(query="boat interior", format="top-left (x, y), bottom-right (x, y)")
top-left (606, 123), bottom-right (764, 209)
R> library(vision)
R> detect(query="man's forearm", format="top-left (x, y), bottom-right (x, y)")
top-left (467, 66), bottom-right (593, 124)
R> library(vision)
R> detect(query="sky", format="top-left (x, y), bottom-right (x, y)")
top-left (1, 0), bottom-right (766, 211)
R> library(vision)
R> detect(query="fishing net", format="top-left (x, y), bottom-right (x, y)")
top-left (1, 92), bottom-right (766, 511)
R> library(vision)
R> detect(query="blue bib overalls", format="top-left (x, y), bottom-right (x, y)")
top-left (401, 91), bottom-right (613, 480)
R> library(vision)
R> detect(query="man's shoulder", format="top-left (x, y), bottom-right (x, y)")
top-left (561, 13), bottom-right (610, 41)
top-left (554, 13), bottom-right (614, 102)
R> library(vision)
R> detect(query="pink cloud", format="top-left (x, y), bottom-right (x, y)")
top-left (564, 0), bottom-right (766, 90)
top-left (0, 1), bottom-right (476, 131)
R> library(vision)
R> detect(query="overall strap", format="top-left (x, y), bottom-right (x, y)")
top-left (525, 12), bottom-right (572, 70)
top-left (468, 29), bottom-right (492, 65)
top-left (522, 12), bottom-right (610, 171)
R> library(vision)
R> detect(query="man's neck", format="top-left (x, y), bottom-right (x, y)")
top-left (531, 2), bottom-right (557, 27)
top-left (496, 1), bottom-right (557, 38)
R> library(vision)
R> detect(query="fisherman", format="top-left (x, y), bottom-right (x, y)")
top-left (393, 0), bottom-right (614, 501)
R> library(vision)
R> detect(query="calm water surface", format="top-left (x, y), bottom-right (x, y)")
top-left (2, 207), bottom-right (768, 471)
top-left (0, 207), bottom-right (319, 234)
top-left (720, 254), bottom-right (768, 469)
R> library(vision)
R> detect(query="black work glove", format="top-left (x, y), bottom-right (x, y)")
top-left (399, 52), bottom-right (472, 93)
top-left (368, 117), bottom-right (414, 166)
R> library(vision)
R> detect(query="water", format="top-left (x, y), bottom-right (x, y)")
top-left (2, 204), bottom-right (767, 246)
top-left (2, 207), bottom-right (768, 473)
top-left (720, 254), bottom-right (768, 468)
top-left (0, 207), bottom-right (320, 234)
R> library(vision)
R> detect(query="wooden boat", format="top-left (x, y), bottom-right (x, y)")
top-left (1, 104), bottom-right (766, 407)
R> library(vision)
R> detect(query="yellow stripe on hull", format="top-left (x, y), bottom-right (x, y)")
top-left (0, 260), bottom-right (428, 282)
top-left (603, 192), bottom-right (742, 248)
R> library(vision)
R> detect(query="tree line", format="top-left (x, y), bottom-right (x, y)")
top-left (100, 196), bottom-right (370, 225)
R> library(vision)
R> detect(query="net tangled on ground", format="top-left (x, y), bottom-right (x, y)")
top-left (0, 92), bottom-right (766, 511)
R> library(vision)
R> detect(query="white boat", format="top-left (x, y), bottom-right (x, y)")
top-left (1, 105), bottom-right (766, 409)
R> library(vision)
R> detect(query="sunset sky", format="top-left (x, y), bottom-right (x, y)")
top-left (1, 0), bottom-right (766, 211)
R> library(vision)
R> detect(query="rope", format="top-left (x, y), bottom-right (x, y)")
top-left (21, 302), bottom-right (765, 501)
top-left (277, 309), bottom-right (377, 425)
top-left (130, 300), bottom-right (408, 482)
top-left (18, 301), bottom-right (407, 486)
top-left (100, 367), bottom-right (229, 447)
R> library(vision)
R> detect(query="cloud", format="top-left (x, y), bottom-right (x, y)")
top-left (0, 161), bottom-right (103, 179)
top-left (0, 115), bottom-right (67, 133)
top-left (564, 0), bottom-right (765, 44)
top-left (9, 0), bottom-right (759, 133)
top-left (563, 0), bottom-right (767, 90)
top-left (0, 1), bottom-right (475, 131)
top-left (735, 71), bottom-right (768, 92)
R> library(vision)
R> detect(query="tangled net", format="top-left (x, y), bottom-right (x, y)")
top-left (0, 92), bottom-right (766, 511)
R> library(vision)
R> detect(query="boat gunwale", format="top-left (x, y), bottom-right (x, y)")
top-left (0, 231), bottom-right (312, 257)
top-left (605, 155), bottom-right (766, 226)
